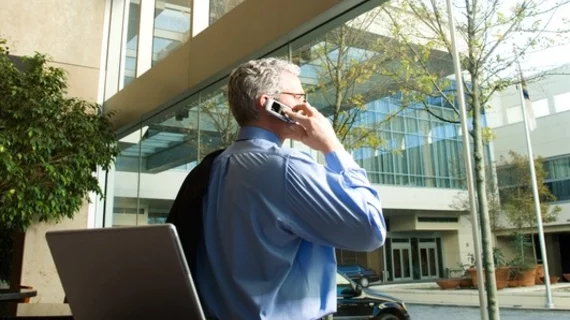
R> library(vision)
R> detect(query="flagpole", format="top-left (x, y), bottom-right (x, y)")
top-left (445, 1), bottom-right (487, 319)
top-left (515, 61), bottom-right (554, 309)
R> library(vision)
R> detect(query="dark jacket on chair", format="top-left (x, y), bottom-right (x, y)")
top-left (166, 149), bottom-right (225, 277)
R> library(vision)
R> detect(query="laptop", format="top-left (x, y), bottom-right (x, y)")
top-left (46, 224), bottom-right (206, 320)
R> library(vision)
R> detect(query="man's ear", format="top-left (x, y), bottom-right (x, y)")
top-left (257, 95), bottom-right (268, 110)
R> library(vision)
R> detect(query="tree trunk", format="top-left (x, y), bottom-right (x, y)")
top-left (472, 77), bottom-right (500, 320)
top-left (9, 231), bottom-right (25, 290)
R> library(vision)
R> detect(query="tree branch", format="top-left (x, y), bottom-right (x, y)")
top-left (421, 103), bottom-right (461, 124)
top-left (480, 1), bottom-right (530, 65)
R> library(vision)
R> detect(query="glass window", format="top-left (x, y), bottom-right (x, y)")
top-left (111, 125), bottom-right (144, 227)
top-left (197, 83), bottom-right (239, 159)
top-left (544, 155), bottom-right (570, 202)
top-left (153, 0), bottom-right (191, 65)
top-left (500, 155), bottom-right (570, 203)
top-left (209, 0), bottom-right (246, 25)
top-left (545, 180), bottom-right (570, 201)
top-left (122, 0), bottom-right (140, 87)
top-left (554, 92), bottom-right (570, 112)
top-left (287, 5), bottom-right (466, 189)
top-left (109, 101), bottom-right (200, 227)
top-left (544, 155), bottom-right (570, 180)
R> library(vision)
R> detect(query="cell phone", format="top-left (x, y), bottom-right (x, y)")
top-left (264, 98), bottom-right (294, 123)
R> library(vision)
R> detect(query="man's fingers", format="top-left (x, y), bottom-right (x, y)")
top-left (291, 103), bottom-right (314, 116)
top-left (283, 108), bottom-right (309, 123)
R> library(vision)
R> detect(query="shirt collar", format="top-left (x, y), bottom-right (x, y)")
top-left (237, 126), bottom-right (282, 146)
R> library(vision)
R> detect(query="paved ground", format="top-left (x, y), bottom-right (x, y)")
top-left (407, 304), bottom-right (570, 320)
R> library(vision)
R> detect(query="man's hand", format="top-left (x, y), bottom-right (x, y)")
top-left (282, 103), bottom-right (344, 154)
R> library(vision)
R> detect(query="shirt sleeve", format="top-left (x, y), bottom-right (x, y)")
top-left (283, 149), bottom-right (386, 251)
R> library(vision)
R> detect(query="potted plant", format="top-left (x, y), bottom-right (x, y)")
top-left (497, 152), bottom-right (562, 289)
top-left (507, 232), bottom-right (537, 287)
top-left (539, 276), bottom-right (560, 285)
top-left (458, 269), bottom-right (473, 289)
top-left (450, 262), bottom-right (473, 289)
top-left (436, 278), bottom-right (461, 290)
top-left (435, 262), bottom-right (473, 290)
top-left (535, 264), bottom-right (545, 285)
top-left (0, 39), bottom-right (118, 289)
top-left (493, 248), bottom-right (510, 290)
top-left (467, 248), bottom-right (510, 290)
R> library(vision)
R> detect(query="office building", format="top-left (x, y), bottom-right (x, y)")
top-left (487, 66), bottom-right (570, 277)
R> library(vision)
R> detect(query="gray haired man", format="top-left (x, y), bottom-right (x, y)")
top-left (195, 58), bottom-right (386, 320)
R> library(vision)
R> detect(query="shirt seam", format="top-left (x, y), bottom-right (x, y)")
top-left (283, 153), bottom-right (293, 229)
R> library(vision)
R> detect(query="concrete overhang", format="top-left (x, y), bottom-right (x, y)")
top-left (104, 0), bottom-right (387, 137)
top-left (105, 0), bottom-right (456, 173)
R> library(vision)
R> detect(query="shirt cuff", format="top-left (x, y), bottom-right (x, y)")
top-left (324, 150), bottom-right (360, 173)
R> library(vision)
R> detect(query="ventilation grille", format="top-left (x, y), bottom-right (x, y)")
top-left (417, 216), bottom-right (459, 223)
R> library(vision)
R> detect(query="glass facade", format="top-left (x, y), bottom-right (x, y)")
top-left (107, 0), bottom-right (249, 95)
top-left (352, 101), bottom-right (464, 188)
top-left (497, 154), bottom-right (570, 203)
top-left (104, 3), bottom-right (474, 227)
top-left (152, 0), bottom-right (191, 65)
top-left (103, 0), bottom-right (202, 99)
top-left (122, 0), bottom-right (140, 86)
top-left (109, 80), bottom-right (240, 226)
top-left (544, 155), bottom-right (570, 202)
top-left (290, 14), bottom-right (466, 189)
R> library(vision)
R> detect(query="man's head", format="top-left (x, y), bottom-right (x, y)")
top-left (227, 58), bottom-right (305, 127)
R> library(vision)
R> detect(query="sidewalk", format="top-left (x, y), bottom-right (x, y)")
top-left (375, 282), bottom-right (570, 310)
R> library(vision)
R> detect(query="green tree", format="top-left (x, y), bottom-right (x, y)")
top-left (198, 89), bottom-right (238, 157)
top-left (497, 151), bottom-right (561, 265)
top-left (451, 167), bottom-right (503, 232)
top-left (0, 39), bottom-right (119, 284)
top-left (181, 88), bottom-right (238, 160)
top-left (374, 1), bottom-right (569, 318)
top-left (300, 10), bottom-right (408, 151)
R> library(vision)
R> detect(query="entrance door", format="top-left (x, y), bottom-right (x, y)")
top-left (391, 239), bottom-right (412, 281)
top-left (419, 239), bottom-right (439, 279)
top-left (559, 233), bottom-right (570, 273)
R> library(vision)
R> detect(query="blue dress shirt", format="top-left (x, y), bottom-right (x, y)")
top-left (196, 126), bottom-right (386, 320)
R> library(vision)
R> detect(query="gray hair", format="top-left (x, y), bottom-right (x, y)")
top-left (227, 58), bottom-right (300, 126)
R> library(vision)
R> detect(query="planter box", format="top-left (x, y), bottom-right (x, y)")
top-left (459, 278), bottom-right (473, 288)
top-left (513, 268), bottom-right (536, 287)
top-left (535, 264), bottom-right (545, 285)
top-left (436, 279), bottom-right (460, 290)
top-left (539, 276), bottom-right (560, 284)
top-left (468, 267), bottom-right (510, 290)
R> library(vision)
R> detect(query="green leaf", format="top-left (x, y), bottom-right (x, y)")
top-left (0, 38), bottom-right (119, 235)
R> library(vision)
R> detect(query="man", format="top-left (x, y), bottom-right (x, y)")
top-left (196, 58), bottom-right (386, 320)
